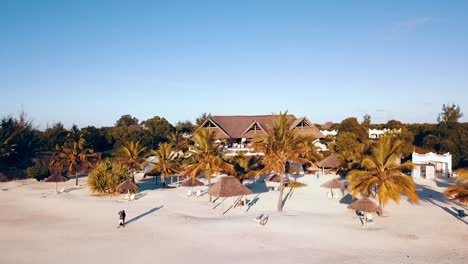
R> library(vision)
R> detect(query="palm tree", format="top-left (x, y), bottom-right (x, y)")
top-left (54, 138), bottom-right (96, 186)
top-left (347, 136), bottom-right (419, 214)
top-left (444, 169), bottom-right (468, 204)
top-left (229, 154), bottom-right (262, 183)
top-left (254, 112), bottom-right (307, 212)
top-left (118, 141), bottom-right (147, 182)
top-left (300, 136), bottom-right (323, 167)
top-left (168, 131), bottom-right (189, 153)
top-left (148, 143), bottom-right (180, 185)
top-left (181, 128), bottom-right (234, 202)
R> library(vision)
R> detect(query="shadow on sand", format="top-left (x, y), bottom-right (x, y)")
top-left (415, 183), bottom-right (467, 226)
top-left (125, 206), bottom-right (164, 226)
top-left (246, 181), bottom-right (269, 194)
top-left (340, 193), bottom-right (358, 205)
top-left (137, 177), bottom-right (177, 192)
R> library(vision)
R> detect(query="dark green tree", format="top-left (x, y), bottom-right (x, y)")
top-left (437, 104), bottom-right (463, 123)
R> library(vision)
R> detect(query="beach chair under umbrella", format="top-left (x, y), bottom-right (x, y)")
top-left (208, 176), bottom-right (253, 213)
top-left (44, 173), bottom-right (69, 193)
top-left (181, 178), bottom-right (204, 196)
top-left (320, 178), bottom-right (345, 198)
top-left (265, 174), bottom-right (288, 191)
top-left (347, 197), bottom-right (380, 228)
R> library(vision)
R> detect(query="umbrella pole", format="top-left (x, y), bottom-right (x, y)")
top-left (56, 182), bottom-right (58, 193)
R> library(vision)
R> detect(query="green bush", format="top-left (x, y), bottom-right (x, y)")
top-left (25, 166), bottom-right (49, 181)
top-left (88, 159), bottom-right (130, 194)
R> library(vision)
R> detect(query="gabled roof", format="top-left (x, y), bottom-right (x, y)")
top-left (241, 120), bottom-right (268, 138)
top-left (200, 115), bottom-right (323, 139)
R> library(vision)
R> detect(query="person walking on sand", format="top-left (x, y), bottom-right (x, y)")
top-left (118, 210), bottom-right (126, 228)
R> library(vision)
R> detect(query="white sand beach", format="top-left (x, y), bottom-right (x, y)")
top-left (1, 174), bottom-right (467, 264)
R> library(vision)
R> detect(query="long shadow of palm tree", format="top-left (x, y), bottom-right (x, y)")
top-left (415, 183), bottom-right (467, 226)
top-left (125, 206), bottom-right (164, 226)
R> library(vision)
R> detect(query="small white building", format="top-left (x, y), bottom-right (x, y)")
top-left (320, 130), bottom-right (338, 137)
top-left (368, 128), bottom-right (401, 139)
top-left (411, 152), bottom-right (452, 179)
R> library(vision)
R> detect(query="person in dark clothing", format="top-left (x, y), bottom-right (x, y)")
top-left (119, 210), bottom-right (126, 227)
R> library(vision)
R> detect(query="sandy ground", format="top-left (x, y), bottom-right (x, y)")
top-left (1, 174), bottom-right (467, 264)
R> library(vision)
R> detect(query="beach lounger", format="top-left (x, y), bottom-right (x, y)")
top-left (366, 213), bottom-right (374, 223)
top-left (186, 190), bottom-right (194, 196)
top-left (128, 194), bottom-right (136, 201)
top-left (458, 209), bottom-right (466, 218)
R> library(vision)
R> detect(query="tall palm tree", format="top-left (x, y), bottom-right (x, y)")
top-left (444, 169), bottom-right (468, 204)
top-left (118, 141), bottom-right (147, 182)
top-left (148, 143), bottom-right (180, 185)
top-left (181, 128), bottom-right (234, 202)
top-left (54, 138), bottom-right (96, 186)
top-left (168, 131), bottom-right (189, 153)
top-left (347, 136), bottom-right (419, 214)
top-left (254, 112), bottom-right (307, 212)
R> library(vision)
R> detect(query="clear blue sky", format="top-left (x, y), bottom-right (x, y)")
top-left (1, 0), bottom-right (467, 129)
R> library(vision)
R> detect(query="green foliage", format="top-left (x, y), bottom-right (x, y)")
top-left (147, 142), bottom-right (180, 181)
top-left (25, 166), bottom-right (49, 181)
top-left (332, 132), bottom-right (365, 162)
top-left (141, 116), bottom-right (175, 146)
top-left (175, 120), bottom-right (195, 134)
top-left (437, 103), bottom-right (463, 123)
top-left (362, 114), bottom-right (371, 127)
top-left (385, 120), bottom-right (403, 129)
top-left (0, 112), bottom-right (40, 168)
top-left (182, 128), bottom-right (234, 186)
top-left (39, 122), bottom-right (68, 151)
top-left (115, 114), bottom-right (139, 127)
top-left (88, 160), bottom-right (130, 194)
top-left (338, 117), bottom-right (368, 142)
top-left (195, 112), bottom-right (212, 127)
top-left (347, 136), bottom-right (419, 213)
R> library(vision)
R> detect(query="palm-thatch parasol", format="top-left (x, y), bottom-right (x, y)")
top-left (320, 178), bottom-right (345, 198)
top-left (44, 173), bottom-right (69, 193)
top-left (181, 178), bottom-right (204, 187)
top-left (208, 176), bottom-right (253, 198)
top-left (116, 179), bottom-right (139, 194)
top-left (317, 154), bottom-right (340, 168)
top-left (306, 163), bottom-right (319, 172)
top-left (347, 197), bottom-right (380, 213)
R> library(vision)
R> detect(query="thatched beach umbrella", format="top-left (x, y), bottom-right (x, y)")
top-left (44, 173), bottom-right (69, 193)
top-left (306, 163), bottom-right (319, 172)
top-left (208, 176), bottom-right (253, 198)
top-left (181, 178), bottom-right (204, 187)
top-left (317, 154), bottom-right (340, 175)
top-left (348, 197), bottom-right (380, 213)
top-left (348, 197), bottom-right (380, 228)
top-left (321, 178), bottom-right (345, 198)
top-left (116, 179), bottom-right (139, 194)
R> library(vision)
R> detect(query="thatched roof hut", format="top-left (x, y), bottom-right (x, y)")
top-left (317, 154), bottom-right (340, 168)
top-left (208, 176), bottom-right (253, 198)
top-left (181, 178), bottom-right (204, 187)
top-left (348, 197), bottom-right (380, 213)
top-left (116, 179), bottom-right (139, 193)
top-left (320, 178), bottom-right (345, 189)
